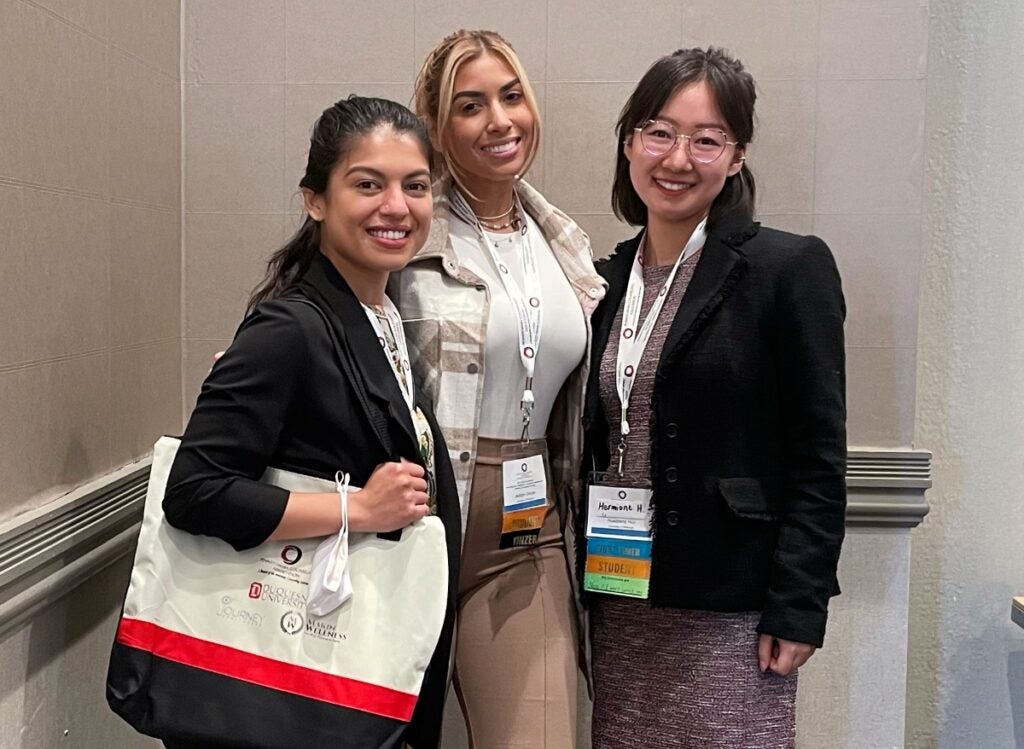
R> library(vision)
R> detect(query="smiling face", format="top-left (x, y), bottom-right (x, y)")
top-left (624, 80), bottom-right (744, 234)
top-left (303, 125), bottom-right (432, 282)
top-left (442, 51), bottom-right (537, 190)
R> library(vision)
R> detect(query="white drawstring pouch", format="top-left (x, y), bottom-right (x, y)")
top-left (308, 472), bottom-right (355, 616)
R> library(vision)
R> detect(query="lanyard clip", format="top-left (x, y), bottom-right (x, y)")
top-left (616, 438), bottom-right (627, 477)
top-left (520, 401), bottom-right (534, 443)
top-left (520, 378), bottom-right (535, 443)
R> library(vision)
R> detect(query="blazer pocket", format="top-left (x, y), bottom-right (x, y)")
top-left (717, 477), bottom-right (782, 521)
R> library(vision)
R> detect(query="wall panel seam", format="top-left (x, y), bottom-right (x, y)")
top-left (107, 43), bottom-right (179, 84)
top-left (0, 350), bottom-right (108, 375)
top-left (0, 339), bottom-right (180, 375)
top-left (0, 176), bottom-right (178, 212)
top-left (15, 0), bottom-right (177, 83)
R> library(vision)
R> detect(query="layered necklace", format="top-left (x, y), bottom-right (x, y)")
top-left (475, 199), bottom-right (522, 232)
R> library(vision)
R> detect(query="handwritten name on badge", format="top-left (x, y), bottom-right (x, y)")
top-left (586, 485), bottom-right (654, 539)
top-left (597, 499), bottom-right (643, 513)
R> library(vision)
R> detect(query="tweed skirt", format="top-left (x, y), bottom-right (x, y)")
top-left (590, 597), bottom-right (798, 749)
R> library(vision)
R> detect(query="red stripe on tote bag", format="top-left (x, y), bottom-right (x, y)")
top-left (116, 617), bottom-right (418, 721)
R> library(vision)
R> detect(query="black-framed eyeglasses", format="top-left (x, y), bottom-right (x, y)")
top-left (633, 120), bottom-right (738, 164)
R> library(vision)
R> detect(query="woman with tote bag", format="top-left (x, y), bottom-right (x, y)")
top-left (107, 96), bottom-right (460, 749)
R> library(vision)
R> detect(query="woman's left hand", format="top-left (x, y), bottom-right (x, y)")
top-left (757, 634), bottom-right (816, 676)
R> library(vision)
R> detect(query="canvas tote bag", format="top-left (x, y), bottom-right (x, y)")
top-left (107, 435), bottom-right (449, 748)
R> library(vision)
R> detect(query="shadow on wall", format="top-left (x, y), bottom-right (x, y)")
top-left (63, 436), bottom-right (93, 490)
top-left (1009, 650), bottom-right (1024, 748)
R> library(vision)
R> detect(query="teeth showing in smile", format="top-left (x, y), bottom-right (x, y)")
top-left (484, 140), bottom-right (517, 154)
top-left (369, 229), bottom-right (409, 240)
top-left (655, 179), bottom-right (691, 192)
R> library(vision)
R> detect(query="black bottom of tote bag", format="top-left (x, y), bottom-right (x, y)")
top-left (107, 639), bottom-right (408, 749)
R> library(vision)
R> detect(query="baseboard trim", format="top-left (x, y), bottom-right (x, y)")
top-left (0, 446), bottom-right (932, 635)
top-left (846, 448), bottom-right (932, 528)
top-left (0, 460), bottom-right (150, 639)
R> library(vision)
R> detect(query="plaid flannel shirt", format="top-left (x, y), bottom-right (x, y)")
top-left (389, 178), bottom-right (606, 535)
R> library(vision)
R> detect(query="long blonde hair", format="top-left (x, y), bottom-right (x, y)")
top-left (413, 29), bottom-right (541, 195)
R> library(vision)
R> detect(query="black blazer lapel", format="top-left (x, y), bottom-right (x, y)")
top-left (299, 253), bottom-right (420, 455)
top-left (656, 227), bottom-right (752, 377)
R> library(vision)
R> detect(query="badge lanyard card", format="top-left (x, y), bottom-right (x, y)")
top-left (583, 220), bottom-right (707, 599)
top-left (362, 297), bottom-right (437, 512)
top-left (450, 189), bottom-right (550, 549)
top-left (583, 475), bottom-right (654, 598)
top-left (499, 440), bottom-right (549, 548)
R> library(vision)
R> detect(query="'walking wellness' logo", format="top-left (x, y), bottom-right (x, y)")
top-left (280, 610), bottom-right (304, 635)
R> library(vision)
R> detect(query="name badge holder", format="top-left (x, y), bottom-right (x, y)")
top-left (499, 437), bottom-right (549, 549)
top-left (583, 472), bottom-right (653, 598)
top-left (450, 187), bottom-right (551, 549)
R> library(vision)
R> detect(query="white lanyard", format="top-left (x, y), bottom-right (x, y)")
top-left (362, 296), bottom-right (437, 508)
top-left (362, 295), bottom-right (415, 411)
top-left (614, 219), bottom-right (707, 472)
top-left (450, 188), bottom-right (542, 438)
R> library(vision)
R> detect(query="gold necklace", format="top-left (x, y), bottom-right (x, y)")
top-left (475, 201), bottom-right (516, 221)
top-left (479, 206), bottom-right (522, 232)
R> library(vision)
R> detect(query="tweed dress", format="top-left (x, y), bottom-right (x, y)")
top-left (590, 250), bottom-right (798, 749)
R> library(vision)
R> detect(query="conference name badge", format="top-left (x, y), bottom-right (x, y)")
top-left (584, 479), bottom-right (653, 599)
top-left (499, 441), bottom-right (549, 549)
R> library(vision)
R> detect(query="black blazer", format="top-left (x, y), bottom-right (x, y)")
top-left (582, 210), bottom-right (847, 647)
top-left (164, 251), bottom-right (460, 748)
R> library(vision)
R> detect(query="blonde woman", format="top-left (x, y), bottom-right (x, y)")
top-left (389, 29), bottom-right (605, 749)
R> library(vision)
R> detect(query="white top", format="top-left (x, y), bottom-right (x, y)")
top-left (451, 213), bottom-right (587, 439)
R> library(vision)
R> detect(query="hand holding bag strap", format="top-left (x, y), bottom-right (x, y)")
top-left (288, 295), bottom-right (403, 542)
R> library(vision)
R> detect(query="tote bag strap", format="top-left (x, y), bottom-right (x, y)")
top-left (286, 295), bottom-right (394, 456)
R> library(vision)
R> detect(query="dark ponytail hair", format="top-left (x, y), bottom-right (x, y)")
top-left (612, 47), bottom-right (757, 230)
top-left (247, 95), bottom-right (431, 313)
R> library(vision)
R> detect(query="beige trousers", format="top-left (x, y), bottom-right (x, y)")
top-left (452, 437), bottom-right (579, 749)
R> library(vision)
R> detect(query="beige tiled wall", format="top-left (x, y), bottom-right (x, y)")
top-left (0, 0), bottom-right (182, 521)
top-left (182, 0), bottom-right (928, 450)
top-left (0, 1), bottom-right (932, 743)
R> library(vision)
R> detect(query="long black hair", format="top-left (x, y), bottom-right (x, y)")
top-left (612, 47), bottom-right (757, 230)
top-left (247, 95), bottom-right (431, 313)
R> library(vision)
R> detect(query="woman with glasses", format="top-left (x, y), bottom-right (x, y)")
top-left (389, 29), bottom-right (604, 749)
top-left (580, 48), bottom-right (846, 748)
